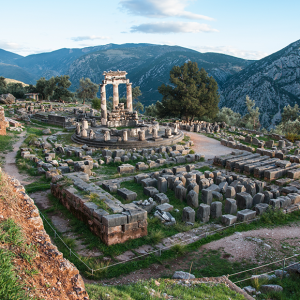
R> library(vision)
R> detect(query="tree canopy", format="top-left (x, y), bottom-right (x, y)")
top-left (77, 78), bottom-right (99, 104)
top-left (241, 96), bottom-right (260, 129)
top-left (157, 61), bottom-right (219, 121)
top-left (36, 75), bottom-right (73, 101)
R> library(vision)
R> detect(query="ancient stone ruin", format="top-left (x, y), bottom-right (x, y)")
top-left (100, 70), bottom-right (137, 127)
top-left (0, 106), bottom-right (7, 135)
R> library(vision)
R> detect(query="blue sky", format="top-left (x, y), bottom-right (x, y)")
top-left (1, 0), bottom-right (299, 59)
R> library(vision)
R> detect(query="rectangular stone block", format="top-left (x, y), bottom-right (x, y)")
top-left (237, 209), bottom-right (256, 222)
top-left (102, 214), bottom-right (128, 227)
top-left (222, 214), bottom-right (237, 226)
top-left (117, 188), bottom-right (137, 201)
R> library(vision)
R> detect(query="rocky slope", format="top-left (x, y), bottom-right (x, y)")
top-left (0, 170), bottom-right (89, 299)
top-left (220, 39), bottom-right (300, 128)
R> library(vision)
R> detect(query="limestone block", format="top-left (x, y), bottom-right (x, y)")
top-left (287, 193), bottom-right (300, 204)
top-left (219, 181), bottom-right (228, 193)
top-left (154, 193), bottom-right (169, 204)
top-left (236, 192), bottom-right (253, 210)
top-left (175, 185), bottom-right (187, 201)
top-left (212, 191), bottom-right (223, 201)
top-left (197, 204), bottom-right (210, 222)
top-left (225, 186), bottom-right (236, 199)
top-left (224, 198), bottom-right (237, 214)
top-left (141, 177), bottom-right (157, 188)
top-left (246, 182), bottom-right (256, 196)
top-left (237, 209), bottom-right (256, 222)
top-left (117, 188), bottom-right (137, 201)
top-left (202, 189), bottom-right (212, 205)
top-left (134, 173), bottom-right (149, 184)
top-left (102, 214), bottom-right (127, 227)
top-left (263, 191), bottom-right (273, 204)
top-left (118, 164), bottom-right (135, 174)
top-left (222, 214), bottom-right (237, 226)
top-left (186, 190), bottom-right (199, 208)
top-left (156, 203), bottom-right (173, 212)
top-left (187, 182), bottom-right (199, 194)
top-left (279, 196), bottom-right (292, 208)
top-left (210, 201), bottom-right (222, 218)
top-left (182, 207), bottom-right (195, 223)
top-left (157, 177), bottom-right (168, 193)
top-left (255, 203), bottom-right (269, 215)
top-left (270, 198), bottom-right (281, 209)
top-left (144, 186), bottom-right (159, 197)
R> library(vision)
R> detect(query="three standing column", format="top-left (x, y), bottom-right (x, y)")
top-left (100, 84), bottom-right (107, 125)
top-left (113, 84), bottom-right (119, 110)
top-left (126, 83), bottom-right (133, 112)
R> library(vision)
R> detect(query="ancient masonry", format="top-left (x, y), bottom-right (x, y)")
top-left (100, 71), bottom-right (138, 127)
top-left (0, 106), bottom-right (7, 135)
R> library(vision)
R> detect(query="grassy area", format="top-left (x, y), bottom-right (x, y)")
top-left (86, 278), bottom-right (245, 300)
top-left (25, 176), bottom-right (51, 193)
top-left (0, 134), bottom-right (15, 152)
top-left (0, 219), bottom-right (35, 300)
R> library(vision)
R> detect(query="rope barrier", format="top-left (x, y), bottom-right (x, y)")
top-left (38, 209), bottom-right (259, 273)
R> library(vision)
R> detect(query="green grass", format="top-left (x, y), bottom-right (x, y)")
top-left (25, 176), bottom-right (51, 193)
top-left (0, 219), bottom-right (32, 300)
top-left (0, 134), bottom-right (15, 152)
top-left (86, 278), bottom-right (245, 300)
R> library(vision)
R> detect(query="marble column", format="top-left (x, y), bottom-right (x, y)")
top-left (100, 84), bottom-right (107, 125)
top-left (113, 84), bottom-right (119, 110)
top-left (126, 83), bottom-right (133, 112)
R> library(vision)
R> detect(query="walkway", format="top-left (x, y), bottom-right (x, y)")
top-left (186, 132), bottom-right (232, 159)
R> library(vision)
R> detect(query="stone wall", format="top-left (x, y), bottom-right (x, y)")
top-left (51, 181), bottom-right (147, 246)
top-left (0, 106), bottom-right (7, 135)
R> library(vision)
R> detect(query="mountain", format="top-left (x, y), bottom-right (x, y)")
top-left (0, 44), bottom-right (252, 106)
top-left (67, 45), bottom-right (252, 105)
top-left (220, 39), bottom-right (300, 128)
top-left (0, 49), bottom-right (23, 64)
top-left (0, 63), bottom-right (35, 84)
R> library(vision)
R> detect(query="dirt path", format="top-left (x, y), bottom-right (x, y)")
top-left (3, 131), bottom-right (34, 185)
top-left (85, 224), bottom-right (300, 286)
top-left (186, 132), bottom-right (232, 159)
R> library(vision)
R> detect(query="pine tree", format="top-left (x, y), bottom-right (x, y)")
top-left (157, 61), bottom-right (219, 121)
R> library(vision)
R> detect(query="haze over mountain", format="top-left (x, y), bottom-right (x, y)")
top-left (0, 40), bottom-right (299, 128)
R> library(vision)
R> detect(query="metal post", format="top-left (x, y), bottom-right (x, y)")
top-left (282, 258), bottom-right (286, 278)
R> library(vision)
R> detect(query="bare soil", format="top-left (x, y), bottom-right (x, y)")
top-left (186, 132), bottom-right (232, 159)
top-left (85, 224), bottom-right (300, 286)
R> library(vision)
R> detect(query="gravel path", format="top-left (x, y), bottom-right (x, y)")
top-left (186, 132), bottom-right (232, 159)
top-left (3, 131), bottom-right (34, 185)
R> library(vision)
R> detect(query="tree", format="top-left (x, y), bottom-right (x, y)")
top-left (281, 104), bottom-right (299, 123)
top-left (215, 107), bottom-right (241, 126)
top-left (133, 101), bottom-right (144, 113)
top-left (6, 83), bottom-right (26, 99)
top-left (157, 61), bottom-right (219, 121)
top-left (53, 75), bottom-right (73, 100)
top-left (132, 86), bottom-right (142, 101)
top-left (242, 96), bottom-right (260, 129)
top-left (35, 77), bottom-right (48, 100)
top-left (91, 98), bottom-right (101, 110)
top-left (0, 76), bottom-right (6, 93)
top-left (145, 103), bottom-right (158, 117)
top-left (77, 78), bottom-right (99, 105)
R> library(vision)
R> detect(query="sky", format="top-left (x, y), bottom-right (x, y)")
top-left (1, 0), bottom-right (299, 60)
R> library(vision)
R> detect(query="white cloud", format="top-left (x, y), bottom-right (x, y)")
top-left (130, 22), bottom-right (218, 33)
top-left (71, 35), bottom-right (110, 42)
top-left (195, 45), bottom-right (269, 60)
top-left (120, 0), bottom-right (213, 20)
top-left (0, 42), bottom-right (20, 50)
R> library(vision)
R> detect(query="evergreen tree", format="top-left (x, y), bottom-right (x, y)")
top-left (157, 61), bottom-right (219, 121)
top-left (242, 96), bottom-right (260, 129)
top-left (77, 78), bottom-right (99, 104)
top-left (281, 104), bottom-right (299, 123)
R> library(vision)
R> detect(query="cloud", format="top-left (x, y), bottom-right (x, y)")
top-left (195, 45), bottom-right (269, 60)
top-left (130, 22), bottom-right (218, 33)
top-left (120, 0), bottom-right (213, 20)
top-left (71, 35), bottom-right (110, 42)
top-left (0, 42), bottom-right (20, 50)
